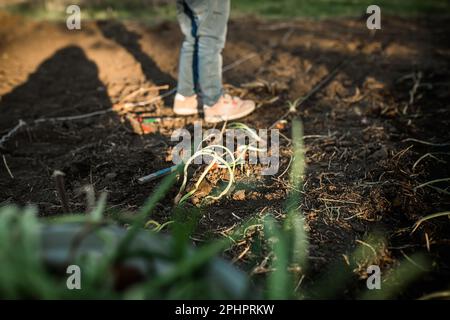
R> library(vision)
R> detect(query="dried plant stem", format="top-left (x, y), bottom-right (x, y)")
top-left (52, 170), bottom-right (70, 213)
top-left (414, 178), bottom-right (450, 191)
top-left (412, 211), bottom-right (450, 233)
top-left (419, 291), bottom-right (450, 300)
top-left (412, 152), bottom-right (447, 171)
top-left (35, 109), bottom-right (112, 123)
top-left (0, 111), bottom-right (113, 149)
top-left (2, 155), bottom-right (14, 179)
top-left (0, 119), bottom-right (27, 149)
top-left (403, 138), bottom-right (450, 147)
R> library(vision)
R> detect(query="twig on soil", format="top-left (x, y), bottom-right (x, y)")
top-left (342, 87), bottom-right (365, 104)
top-left (425, 232), bottom-right (431, 252)
top-left (412, 152), bottom-right (447, 171)
top-left (277, 153), bottom-right (293, 179)
top-left (34, 109), bottom-right (113, 123)
top-left (318, 197), bottom-right (359, 205)
top-left (121, 85), bottom-right (169, 102)
top-left (255, 96), bottom-right (280, 110)
top-left (232, 245), bottom-right (250, 264)
top-left (411, 211), bottom-right (450, 234)
top-left (223, 53), bottom-right (259, 73)
top-left (2, 155), bottom-right (14, 179)
top-left (414, 178), bottom-right (450, 192)
top-left (0, 110), bottom-right (114, 149)
top-left (355, 239), bottom-right (377, 256)
top-left (250, 253), bottom-right (273, 275)
top-left (408, 71), bottom-right (422, 105)
top-left (52, 170), bottom-right (70, 214)
top-left (0, 119), bottom-right (27, 149)
top-left (83, 185), bottom-right (96, 213)
top-left (403, 138), bottom-right (450, 147)
top-left (392, 145), bottom-right (413, 161)
top-left (122, 91), bottom-right (170, 109)
top-left (294, 274), bottom-right (306, 292)
top-left (231, 212), bottom-right (242, 220)
top-left (303, 134), bottom-right (336, 140)
top-left (425, 184), bottom-right (450, 196)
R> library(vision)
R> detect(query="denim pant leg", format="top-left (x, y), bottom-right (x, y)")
top-left (176, 0), bottom-right (197, 97)
top-left (178, 0), bottom-right (230, 106)
top-left (195, 0), bottom-right (230, 106)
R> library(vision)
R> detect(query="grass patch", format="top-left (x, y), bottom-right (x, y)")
top-left (232, 0), bottom-right (450, 19)
top-left (2, 0), bottom-right (449, 22)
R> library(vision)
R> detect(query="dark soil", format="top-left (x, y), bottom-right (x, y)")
top-left (1, 11), bottom-right (449, 298)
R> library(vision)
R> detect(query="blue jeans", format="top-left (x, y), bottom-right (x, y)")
top-left (176, 0), bottom-right (230, 106)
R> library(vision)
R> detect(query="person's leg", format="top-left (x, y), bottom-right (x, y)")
top-left (187, 0), bottom-right (230, 106)
top-left (184, 0), bottom-right (255, 123)
top-left (176, 0), bottom-right (197, 98)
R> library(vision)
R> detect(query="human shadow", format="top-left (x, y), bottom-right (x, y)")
top-left (97, 20), bottom-right (177, 107)
top-left (0, 45), bottom-right (172, 217)
top-left (0, 45), bottom-right (114, 210)
top-left (0, 45), bottom-right (113, 132)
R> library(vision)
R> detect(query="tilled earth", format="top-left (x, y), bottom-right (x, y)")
top-left (0, 11), bottom-right (449, 297)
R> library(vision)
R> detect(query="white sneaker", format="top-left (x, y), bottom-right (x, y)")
top-left (204, 94), bottom-right (256, 123)
top-left (173, 93), bottom-right (199, 115)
